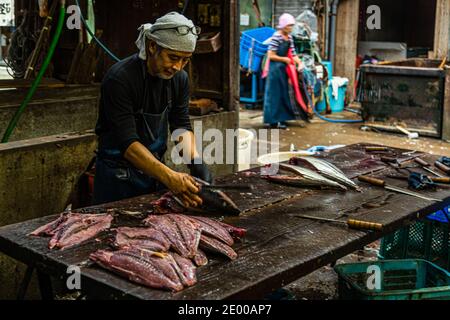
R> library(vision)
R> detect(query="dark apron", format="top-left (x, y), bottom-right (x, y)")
top-left (263, 40), bottom-right (297, 125)
top-left (93, 74), bottom-right (172, 205)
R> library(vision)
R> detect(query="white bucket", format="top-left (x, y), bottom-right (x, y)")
top-left (238, 128), bottom-right (255, 171)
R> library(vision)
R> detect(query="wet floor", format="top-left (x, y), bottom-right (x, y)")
top-left (240, 106), bottom-right (450, 158)
top-left (240, 105), bottom-right (450, 300)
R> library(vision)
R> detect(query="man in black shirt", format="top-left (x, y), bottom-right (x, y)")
top-left (94, 12), bottom-right (211, 207)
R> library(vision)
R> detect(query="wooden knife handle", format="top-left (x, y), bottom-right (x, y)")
top-left (431, 177), bottom-right (450, 184)
top-left (380, 156), bottom-right (397, 163)
top-left (358, 175), bottom-right (386, 187)
top-left (414, 158), bottom-right (430, 167)
top-left (347, 219), bottom-right (383, 231)
top-left (365, 146), bottom-right (389, 152)
top-left (435, 161), bottom-right (450, 174)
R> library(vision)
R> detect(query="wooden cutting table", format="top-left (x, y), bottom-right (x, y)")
top-left (0, 143), bottom-right (449, 300)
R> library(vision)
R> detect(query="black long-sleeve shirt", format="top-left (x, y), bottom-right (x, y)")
top-left (95, 54), bottom-right (193, 154)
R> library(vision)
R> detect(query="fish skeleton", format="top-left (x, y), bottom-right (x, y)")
top-left (265, 163), bottom-right (347, 190)
top-left (290, 157), bottom-right (361, 191)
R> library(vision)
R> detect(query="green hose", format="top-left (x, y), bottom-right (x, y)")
top-left (2, 2), bottom-right (66, 143)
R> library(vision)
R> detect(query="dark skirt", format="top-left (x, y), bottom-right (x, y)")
top-left (263, 60), bottom-right (296, 125)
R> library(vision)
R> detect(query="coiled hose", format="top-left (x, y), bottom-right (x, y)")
top-left (2, 1), bottom-right (66, 143)
top-left (301, 75), bottom-right (364, 124)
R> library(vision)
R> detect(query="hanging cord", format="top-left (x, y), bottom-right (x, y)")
top-left (4, 10), bottom-right (38, 78)
top-left (2, 1), bottom-right (67, 143)
top-left (74, 0), bottom-right (120, 62)
top-left (181, 0), bottom-right (190, 15)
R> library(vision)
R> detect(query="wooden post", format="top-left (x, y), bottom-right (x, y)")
top-left (442, 66), bottom-right (450, 141)
top-left (432, 0), bottom-right (450, 59)
top-left (334, 0), bottom-right (360, 100)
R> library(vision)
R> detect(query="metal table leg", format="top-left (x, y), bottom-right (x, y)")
top-left (37, 270), bottom-right (54, 300)
top-left (16, 265), bottom-right (34, 300)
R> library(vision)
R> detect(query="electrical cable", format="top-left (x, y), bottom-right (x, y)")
top-left (182, 0), bottom-right (190, 15)
top-left (74, 0), bottom-right (120, 62)
top-left (300, 72), bottom-right (364, 124)
top-left (2, 1), bottom-right (66, 143)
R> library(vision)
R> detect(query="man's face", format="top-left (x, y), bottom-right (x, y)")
top-left (148, 43), bottom-right (192, 79)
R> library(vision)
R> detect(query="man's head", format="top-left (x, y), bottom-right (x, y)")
top-left (135, 12), bottom-right (199, 79)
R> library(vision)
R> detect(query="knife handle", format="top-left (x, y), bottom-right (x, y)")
top-left (435, 161), bottom-right (450, 174)
top-left (431, 177), bottom-right (450, 184)
top-left (358, 175), bottom-right (386, 187)
top-left (380, 156), bottom-right (397, 163)
top-left (347, 219), bottom-right (383, 231)
top-left (414, 158), bottom-right (429, 167)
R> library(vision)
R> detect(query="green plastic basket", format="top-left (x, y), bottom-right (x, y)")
top-left (380, 219), bottom-right (450, 270)
top-left (334, 259), bottom-right (450, 300)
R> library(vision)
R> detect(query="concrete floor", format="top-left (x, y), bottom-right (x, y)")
top-left (240, 106), bottom-right (450, 300)
top-left (240, 106), bottom-right (450, 157)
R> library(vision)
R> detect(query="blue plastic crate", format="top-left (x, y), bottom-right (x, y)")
top-left (427, 207), bottom-right (450, 223)
top-left (240, 27), bottom-right (275, 72)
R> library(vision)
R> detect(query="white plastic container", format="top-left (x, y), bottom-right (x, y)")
top-left (238, 129), bottom-right (255, 171)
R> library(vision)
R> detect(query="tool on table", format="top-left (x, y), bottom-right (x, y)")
top-left (406, 172), bottom-right (436, 190)
top-left (294, 214), bottom-right (383, 231)
top-left (414, 158), bottom-right (445, 178)
top-left (395, 125), bottom-right (419, 139)
top-left (201, 184), bottom-right (254, 191)
top-left (380, 156), bottom-right (398, 164)
top-left (435, 160), bottom-right (450, 175)
top-left (387, 174), bottom-right (450, 185)
top-left (358, 175), bottom-right (442, 202)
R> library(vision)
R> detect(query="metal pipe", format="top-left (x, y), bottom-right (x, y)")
top-left (329, 0), bottom-right (339, 65)
top-left (324, 0), bottom-right (330, 60)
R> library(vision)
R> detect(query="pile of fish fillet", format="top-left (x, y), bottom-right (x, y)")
top-left (30, 194), bottom-right (246, 292)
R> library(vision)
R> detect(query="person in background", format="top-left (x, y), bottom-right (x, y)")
top-left (263, 13), bottom-right (305, 130)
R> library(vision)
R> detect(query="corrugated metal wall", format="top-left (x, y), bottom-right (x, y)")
top-left (274, 0), bottom-right (313, 25)
top-left (239, 0), bottom-right (273, 31)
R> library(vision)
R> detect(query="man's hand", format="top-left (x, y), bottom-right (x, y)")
top-left (162, 171), bottom-right (203, 208)
top-left (283, 57), bottom-right (292, 65)
top-left (124, 142), bottom-right (203, 208)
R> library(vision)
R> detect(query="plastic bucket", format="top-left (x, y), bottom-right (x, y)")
top-left (330, 85), bottom-right (347, 113)
top-left (321, 61), bottom-right (333, 79)
top-left (238, 129), bottom-right (255, 171)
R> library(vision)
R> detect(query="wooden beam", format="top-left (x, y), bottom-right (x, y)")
top-left (442, 67), bottom-right (450, 141)
top-left (433, 0), bottom-right (450, 59)
top-left (334, 0), bottom-right (360, 100)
